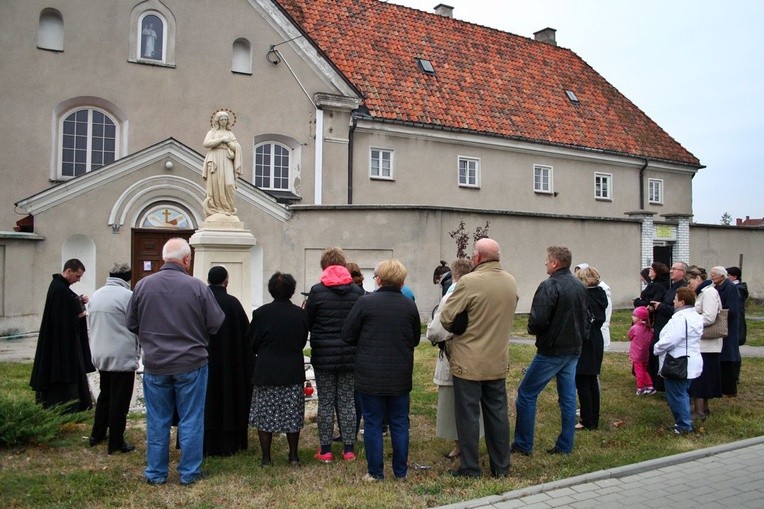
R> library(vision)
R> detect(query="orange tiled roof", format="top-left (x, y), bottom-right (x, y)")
top-left (275, 0), bottom-right (700, 167)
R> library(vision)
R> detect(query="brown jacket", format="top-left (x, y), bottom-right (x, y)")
top-left (439, 261), bottom-right (518, 381)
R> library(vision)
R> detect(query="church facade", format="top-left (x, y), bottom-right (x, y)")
top-left (0, 0), bottom-right (759, 335)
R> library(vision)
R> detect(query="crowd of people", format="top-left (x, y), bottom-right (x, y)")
top-left (28, 237), bottom-right (750, 483)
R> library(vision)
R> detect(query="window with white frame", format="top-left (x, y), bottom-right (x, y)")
top-left (255, 142), bottom-right (290, 190)
top-left (458, 157), bottom-right (480, 187)
top-left (533, 164), bottom-right (553, 194)
top-left (139, 13), bottom-right (165, 61)
top-left (594, 172), bottom-right (612, 200)
top-left (59, 108), bottom-right (118, 178)
top-left (370, 148), bottom-right (393, 179)
top-left (648, 178), bottom-right (663, 204)
top-left (129, 1), bottom-right (176, 67)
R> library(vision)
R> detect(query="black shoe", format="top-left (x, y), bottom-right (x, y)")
top-left (89, 436), bottom-right (105, 447)
top-left (450, 468), bottom-right (480, 478)
top-left (509, 443), bottom-right (531, 456)
top-left (108, 443), bottom-right (135, 455)
top-left (546, 446), bottom-right (569, 455)
top-left (491, 469), bottom-right (509, 478)
top-left (332, 435), bottom-right (342, 443)
top-left (146, 478), bottom-right (166, 486)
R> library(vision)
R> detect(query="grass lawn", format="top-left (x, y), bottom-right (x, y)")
top-left (2, 337), bottom-right (764, 508)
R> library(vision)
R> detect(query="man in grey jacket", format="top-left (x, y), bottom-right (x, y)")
top-left (127, 238), bottom-right (224, 486)
top-left (87, 262), bottom-right (140, 454)
top-left (512, 246), bottom-right (588, 456)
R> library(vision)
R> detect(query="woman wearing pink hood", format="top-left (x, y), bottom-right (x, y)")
top-left (305, 247), bottom-right (365, 463)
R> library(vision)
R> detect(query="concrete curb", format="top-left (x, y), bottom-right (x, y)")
top-left (435, 435), bottom-right (764, 509)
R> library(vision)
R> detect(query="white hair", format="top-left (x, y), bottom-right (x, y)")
top-left (710, 266), bottom-right (728, 278)
top-left (162, 238), bottom-right (191, 262)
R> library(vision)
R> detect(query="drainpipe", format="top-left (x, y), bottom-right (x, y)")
top-left (639, 158), bottom-right (649, 210)
top-left (347, 115), bottom-right (357, 204)
top-left (314, 108), bottom-right (324, 205)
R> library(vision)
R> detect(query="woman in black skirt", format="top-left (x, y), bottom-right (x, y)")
top-left (248, 272), bottom-right (309, 466)
top-left (686, 266), bottom-right (723, 419)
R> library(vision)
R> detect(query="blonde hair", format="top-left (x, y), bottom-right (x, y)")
top-left (575, 266), bottom-right (601, 288)
top-left (450, 258), bottom-right (472, 281)
top-left (375, 259), bottom-right (407, 288)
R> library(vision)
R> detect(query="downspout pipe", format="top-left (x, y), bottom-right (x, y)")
top-left (347, 115), bottom-right (358, 204)
top-left (639, 158), bottom-right (649, 210)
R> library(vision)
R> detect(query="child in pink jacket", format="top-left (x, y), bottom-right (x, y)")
top-left (629, 306), bottom-right (655, 395)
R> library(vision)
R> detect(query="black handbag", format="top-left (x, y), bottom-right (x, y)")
top-left (660, 319), bottom-right (689, 380)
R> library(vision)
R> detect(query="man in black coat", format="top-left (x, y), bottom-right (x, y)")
top-left (203, 266), bottom-right (254, 457)
top-left (30, 258), bottom-right (95, 413)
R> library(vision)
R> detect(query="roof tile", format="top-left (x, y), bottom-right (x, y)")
top-left (275, 0), bottom-right (700, 166)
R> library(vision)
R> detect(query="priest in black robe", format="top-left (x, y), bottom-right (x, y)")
top-left (204, 266), bottom-right (254, 456)
top-left (30, 258), bottom-right (95, 413)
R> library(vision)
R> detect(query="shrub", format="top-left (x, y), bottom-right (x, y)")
top-left (0, 397), bottom-right (87, 447)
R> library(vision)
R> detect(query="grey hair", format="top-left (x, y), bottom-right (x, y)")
top-left (109, 261), bottom-right (131, 274)
top-left (162, 238), bottom-right (191, 262)
top-left (710, 266), bottom-right (728, 278)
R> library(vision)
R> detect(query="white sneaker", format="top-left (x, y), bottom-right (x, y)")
top-left (643, 387), bottom-right (656, 395)
top-left (636, 388), bottom-right (645, 395)
top-left (362, 473), bottom-right (379, 482)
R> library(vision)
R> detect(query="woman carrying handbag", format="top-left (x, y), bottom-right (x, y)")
top-left (653, 287), bottom-right (704, 434)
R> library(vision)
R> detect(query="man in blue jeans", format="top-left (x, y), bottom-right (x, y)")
top-left (512, 246), bottom-right (589, 455)
top-left (127, 238), bottom-right (224, 485)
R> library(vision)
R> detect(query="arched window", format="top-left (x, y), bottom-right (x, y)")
top-left (129, 1), bottom-right (176, 67)
top-left (255, 142), bottom-right (291, 190)
top-left (58, 107), bottom-right (119, 178)
top-left (139, 13), bottom-right (165, 61)
top-left (36, 8), bottom-right (64, 52)
top-left (232, 38), bottom-right (252, 74)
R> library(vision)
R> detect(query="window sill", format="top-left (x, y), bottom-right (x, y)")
top-left (370, 176), bottom-right (395, 181)
top-left (534, 190), bottom-right (553, 195)
top-left (458, 184), bottom-right (481, 189)
top-left (595, 197), bottom-right (612, 202)
top-left (128, 58), bottom-right (176, 69)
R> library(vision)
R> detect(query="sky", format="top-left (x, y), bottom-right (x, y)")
top-left (391, 0), bottom-right (764, 224)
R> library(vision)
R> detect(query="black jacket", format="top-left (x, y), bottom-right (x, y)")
top-left (249, 299), bottom-right (309, 386)
top-left (306, 280), bottom-right (364, 372)
top-left (341, 287), bottom-right (421, 396)
top-left (633, 276), bottom-right (669, 308)
top-left (576, 286), bottom-right (608, 375)
top-left (528, 268), bottom-right (589, 357)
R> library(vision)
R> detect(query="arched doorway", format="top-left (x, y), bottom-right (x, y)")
top-left (131, 203), bottom-right (196, 285)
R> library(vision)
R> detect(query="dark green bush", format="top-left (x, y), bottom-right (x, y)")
top-left (0, 397), bottom-right (87, 447)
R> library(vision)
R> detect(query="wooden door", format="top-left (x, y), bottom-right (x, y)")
top-left (131, 229), bottom-right (195, 286)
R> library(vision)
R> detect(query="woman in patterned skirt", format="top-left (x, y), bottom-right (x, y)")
top-left (248, 272), bottom-right (310, 466)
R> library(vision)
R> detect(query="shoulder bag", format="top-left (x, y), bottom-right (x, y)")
top-left (701, 308), bottom-right (728, 340)
top-left (660, 319), bottom-right (688, 380)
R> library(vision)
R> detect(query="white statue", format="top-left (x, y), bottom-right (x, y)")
top-left (142, 22), bottom-right (157, 59)
top-left (202, 110), bottom-right (242, 218)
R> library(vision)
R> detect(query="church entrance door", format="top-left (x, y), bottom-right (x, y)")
top-left (131, 229), bottom-right (195, 286)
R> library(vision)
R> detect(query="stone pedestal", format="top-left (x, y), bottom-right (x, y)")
top-left (190, 226), bottom-right (256, 310)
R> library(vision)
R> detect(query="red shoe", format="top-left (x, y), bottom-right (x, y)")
top-left (314, 450), bottom-right (333, 463)
top-left (342, 451), bottom-right (356, 461)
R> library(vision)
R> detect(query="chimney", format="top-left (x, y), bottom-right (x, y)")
top-left (434, 4), bottom-right (453, 18)
top-left (534, 27), bottom-right (557, 46)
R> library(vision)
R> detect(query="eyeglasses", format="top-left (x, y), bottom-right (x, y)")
top-left (372, 274), bottom-right (379, 279)
top-left (670, 267), bottom-right (685, 272)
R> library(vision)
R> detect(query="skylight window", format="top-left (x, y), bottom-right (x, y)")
top-left (565, 90), bottom-right (579, 103)
top-left (417, 58), bottom-right (435, 75)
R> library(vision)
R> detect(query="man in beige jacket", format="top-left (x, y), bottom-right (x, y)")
top-left (440, 238), bottom-right (518, 478)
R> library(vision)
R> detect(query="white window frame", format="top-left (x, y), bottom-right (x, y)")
top-left (254, 141), bottom-right (292, 191)
top-left (57, 107), bottom-right (120, 179)
top-left (129, 1), bottom-right (176, 67)
top-left (594, 172), bottom-right (612, 201)
top-left (458, 156), bottom-right (480, 188)
top-left (370, 148), bottom-right (394, 180)
top-left (648, 178), bottom-right (664, 205)
top-left (533, 164), bottom-right (553, 194)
